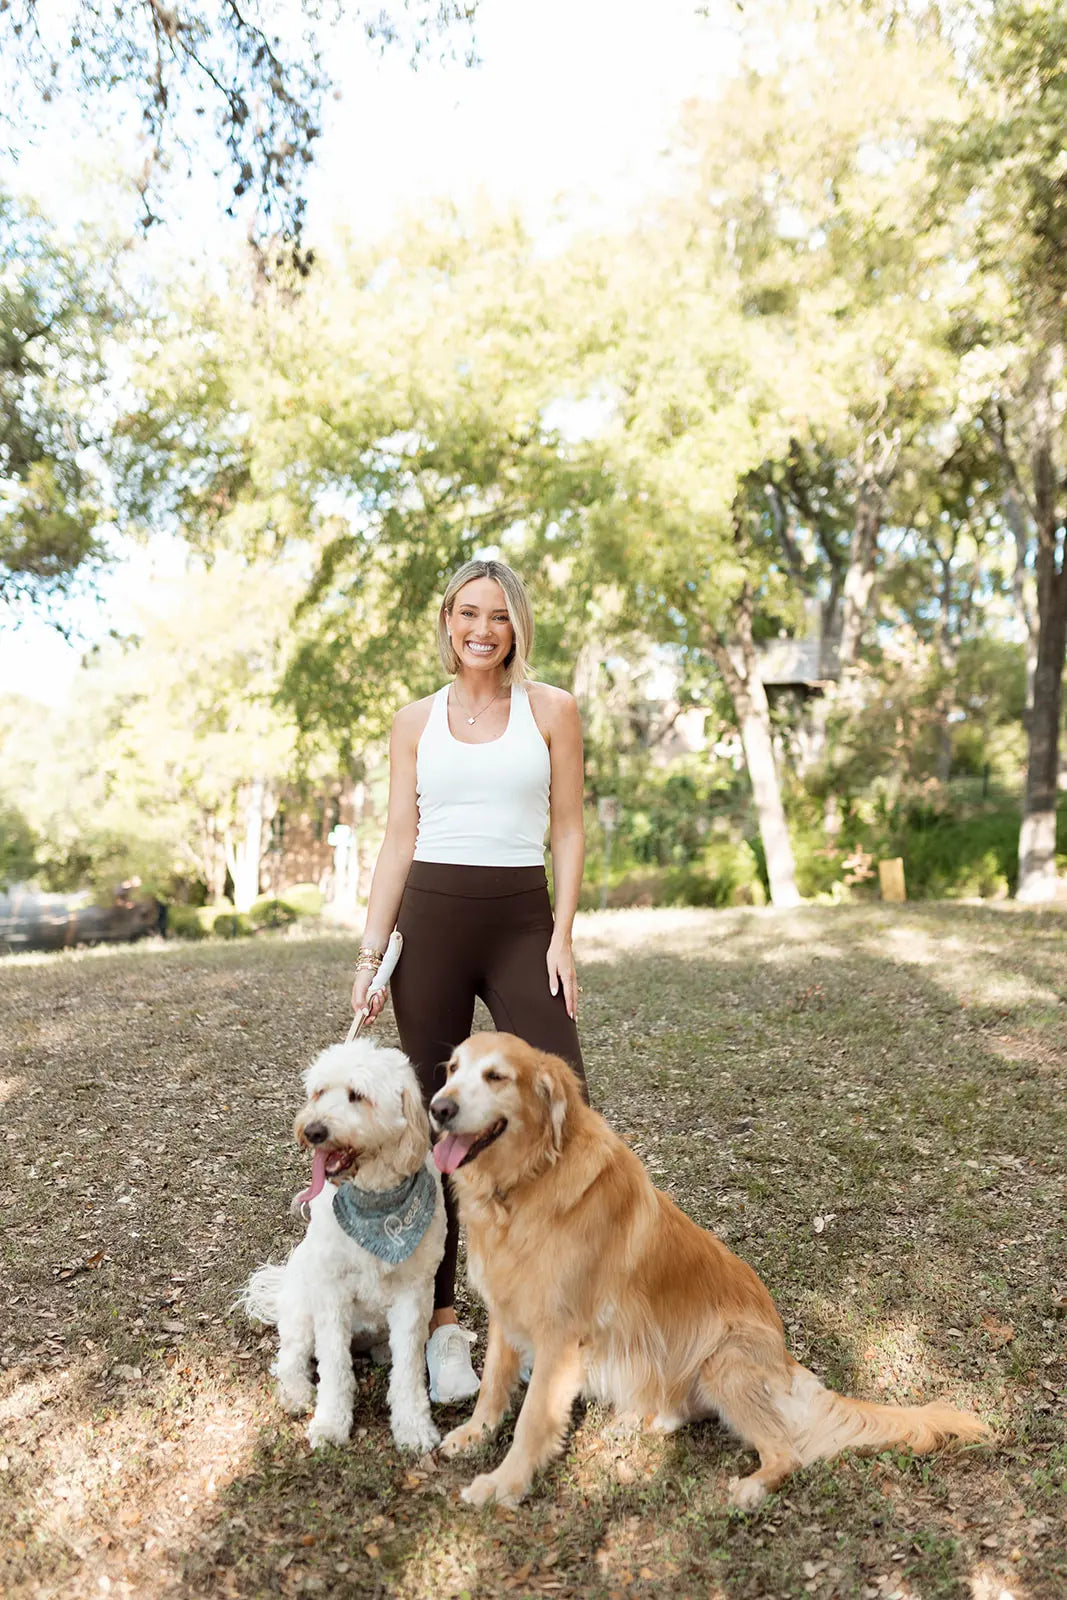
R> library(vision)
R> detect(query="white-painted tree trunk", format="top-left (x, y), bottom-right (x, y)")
top-left (706, 596), bottom-right (801, 909)
top-left (225, 778), bottom-right (273, 912)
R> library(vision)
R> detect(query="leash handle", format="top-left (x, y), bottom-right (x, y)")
top-left (347, 930), bottom-right (403, 1042)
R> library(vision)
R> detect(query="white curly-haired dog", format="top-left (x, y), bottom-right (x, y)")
top-left (241, 1038), bottom-right (446, 1453)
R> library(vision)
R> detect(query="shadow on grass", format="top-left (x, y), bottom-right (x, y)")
top-left (1, 907), bottom-right (1064, 1598)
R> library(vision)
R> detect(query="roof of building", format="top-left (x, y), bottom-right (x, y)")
top-left (758, 634), bottom-right (840, 687)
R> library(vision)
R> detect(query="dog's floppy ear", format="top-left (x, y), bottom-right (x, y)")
top-left (537, 1068), bottom-right (570, 1154)
top-left (394, 1083), bottom-right (431, 1174)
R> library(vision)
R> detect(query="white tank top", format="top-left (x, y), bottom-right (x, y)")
top-left (413, 685), bottom-right (551, 867)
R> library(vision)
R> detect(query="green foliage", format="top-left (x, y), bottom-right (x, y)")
top-left (167, 904), bottom-right (257, 940)
top-left (582, 762), bottom-right (766, 908)
top-left (9, 0), bottom-right (1063, 911)
top-left (276, 882), bottom-right (324, 916)
top-left (0, 193), bottom-right (115, 619)
top-left (165, 905), bottom-right (209, 941)
top-left (886, 802), bottom-right (1019, 901)
top-left (782, 787), bottom-right (1067, 903)
top-left (0, 797), bottom-right (38, 888)
top-left (247, 897), bottom-right (298, 930)
top-left (246, 886), bottom-right (322, 928)
top-left (0, 554), bottom-right (313, 902)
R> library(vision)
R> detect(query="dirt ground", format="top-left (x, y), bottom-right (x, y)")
top-left (1, 904), bottom-right (1064, 1599)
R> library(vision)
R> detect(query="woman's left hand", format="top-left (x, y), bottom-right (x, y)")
top-left (546, 932), bottom-right (578, 1020)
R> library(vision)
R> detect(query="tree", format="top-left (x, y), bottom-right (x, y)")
top-left (112, 215), bottom-right (611, 755)
top-left (0, 193), bottom-right (115, 624)
top-left (0, 554), bottom-right (307, 904)
top-left (947, 0), bottom-right (1067, 899)
top-left (0, 1), bottom-right (478, 246)
top-left (562, 0), bottom-right (965, 901)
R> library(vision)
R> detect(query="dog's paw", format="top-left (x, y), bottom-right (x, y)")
top-left (392, 1416), bottom-right (441, 1454)
top-left (727, 1473), bottom-right (769, 1512)
top-left (440, 1421), bottom-right (488, 1458)
top-left (460, 1471), bottom-right (524, 1509)
top-left (277, 1381), bottom-right (314, 1415)
top-left (307, 1413), bottom-right (350, 1450)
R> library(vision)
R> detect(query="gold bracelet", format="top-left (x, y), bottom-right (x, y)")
top-left (354, 956), bottom-right (382, 974)
top-left (356, 944), bottom-right (384, 962)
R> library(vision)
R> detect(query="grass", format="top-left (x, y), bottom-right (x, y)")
top-left (1, 903), bottom-right (1065, 1600)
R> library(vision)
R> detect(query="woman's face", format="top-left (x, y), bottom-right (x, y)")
top-left (448, 578), bottom-right (514, 673)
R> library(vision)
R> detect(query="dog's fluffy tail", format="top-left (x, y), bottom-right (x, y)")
top-left (785, 1363), bottom-right (990, 1466)
top-left (235, 1263), bottom-right (286, 1326)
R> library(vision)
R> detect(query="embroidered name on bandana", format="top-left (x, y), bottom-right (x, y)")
top-left (332, 1165), bottom-right (437, 1264)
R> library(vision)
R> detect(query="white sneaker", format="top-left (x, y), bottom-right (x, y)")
top-left (426, 1325), bottom-right (481, 1404)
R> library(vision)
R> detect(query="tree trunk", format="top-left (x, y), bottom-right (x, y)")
top-left (737, 686), bottom-right (802, 907)
top-left (196, 812), bottom-right (228, 901)
top-left (1017, 420), bottom-right (1066, 902)
top-left (838, 486), bottom-right (881, 673)
top-left (1002, 481), bottom-right (1040, 711)
top-left (225, 778), bottom-right (273, 912)
top-left (705, 598), bottom-right (801, 908)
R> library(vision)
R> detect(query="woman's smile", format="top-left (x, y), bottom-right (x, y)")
top-left (449, 577), bottom-right (515, 669)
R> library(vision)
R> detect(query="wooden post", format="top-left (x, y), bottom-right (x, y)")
top-left (878, 857), bottom-right (907, 902)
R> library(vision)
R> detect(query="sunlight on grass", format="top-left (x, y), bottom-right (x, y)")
top-left (0, 1365), bottom-right (79, 1428)
top-left (797, 1299), bottom-right (984, 1409)
top-left (6, 1357), bottom-right (262, 1594)
top-left (986, 1032), bottom-right (1061, 1071)
top-left (390, 1511), bottom-right (514, 1599)
top-left (0, 1074), bottom-right (26, 1104)
top-left (866, 924), bottom-right (1064, 1008)
top-left (969, 1567), bottom-right (1028, 1599)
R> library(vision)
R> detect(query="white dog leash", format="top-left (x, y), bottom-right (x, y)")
top-left (290, 931), bottom-right (406, 1222)
top-left (346, 930), bottom-right (403, 1042)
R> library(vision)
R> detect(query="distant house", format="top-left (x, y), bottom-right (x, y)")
top-left (598, 619), bottom-right (842, 766)
top-left (757, 626), bottom-right (841, 700)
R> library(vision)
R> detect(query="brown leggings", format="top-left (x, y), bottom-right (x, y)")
top-left (390, 861), bottom-right (586, 1310)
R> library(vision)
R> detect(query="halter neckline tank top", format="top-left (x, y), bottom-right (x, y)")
top-left (413, 684), bottom-right (551, 867)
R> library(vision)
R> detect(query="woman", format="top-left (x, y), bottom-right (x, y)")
top-left (351, 558), bottom-right (587, 1403)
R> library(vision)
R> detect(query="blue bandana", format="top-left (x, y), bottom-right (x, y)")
top-left (332, 1165), bottom-right (437, 1264)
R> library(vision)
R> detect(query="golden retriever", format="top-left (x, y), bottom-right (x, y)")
top-left (429, 1032), bottom-right (989, 1510)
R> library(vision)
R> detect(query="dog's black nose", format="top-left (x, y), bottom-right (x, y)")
top-left (303, 1120), bottom-right (330, 1144)
top-left (430, 1095), bottom-right (458, 1127)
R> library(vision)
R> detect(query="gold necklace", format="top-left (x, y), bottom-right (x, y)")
top-left (451, 684), bottom-right (504, 726)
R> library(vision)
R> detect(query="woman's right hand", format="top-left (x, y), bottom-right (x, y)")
top-left (351, 966), bottom-right (389, 1024)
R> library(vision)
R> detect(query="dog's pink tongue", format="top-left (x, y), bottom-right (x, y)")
top-left (293, 1147), bottom-right (329, 1208)
top-left (433, 1133), bottom-right (476, 1175)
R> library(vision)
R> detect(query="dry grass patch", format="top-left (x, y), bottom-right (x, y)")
top-left (1, 905), bottom-right (1064, 1599)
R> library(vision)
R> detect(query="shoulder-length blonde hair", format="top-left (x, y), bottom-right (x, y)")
top-left (436, 559), bottom-right (534, 685)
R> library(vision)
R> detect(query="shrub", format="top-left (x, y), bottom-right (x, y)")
top-left (248, 896), bottom-right (298, 930)
top-left (888, 807), bottom-right (1019, 899)
top-left (0, 799), bottom-right (38, 889)
top-left (213, 910), bottom-right (254, 939)
top-left (277, 882), bottom-right (323, 917)
top-left (579, 839), bottom-right (765, 910)
top-left (166, 905), bottom-right (209, 941)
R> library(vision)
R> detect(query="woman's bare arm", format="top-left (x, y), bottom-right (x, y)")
top-left (351, 700), bottom-right (429, 1019)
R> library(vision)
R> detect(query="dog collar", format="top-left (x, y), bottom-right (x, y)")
top-left (332, 1165), bottom-right (436, 1264)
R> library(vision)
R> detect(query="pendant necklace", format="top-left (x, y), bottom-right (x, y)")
top-left (452, 685), bottom-right (504, 726)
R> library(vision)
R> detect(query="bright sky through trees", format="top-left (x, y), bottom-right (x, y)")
top-left (0, 0), bottom-right (739, 703)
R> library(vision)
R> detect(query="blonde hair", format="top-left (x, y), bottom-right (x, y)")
top-left (436, 559), bottom-right (534, 684)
